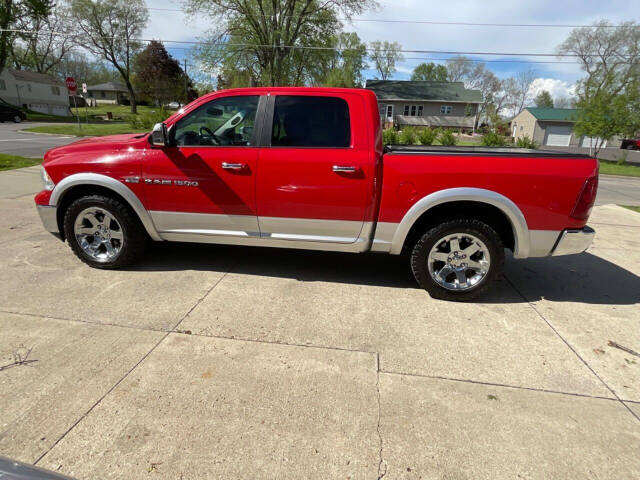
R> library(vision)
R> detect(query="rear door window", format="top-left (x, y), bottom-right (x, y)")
top-left (271, 96), bottom-right (350, 148)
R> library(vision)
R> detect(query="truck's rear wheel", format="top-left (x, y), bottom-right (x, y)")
top-left (63, 195), bottom-right (148, 269)
top-left (411, 219), bottom-right (504, 300)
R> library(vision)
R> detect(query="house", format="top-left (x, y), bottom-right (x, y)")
top-left (511, 107), bottom-right (622, 149)
top-left (0, 69), bottom-right (69, 116)
top-left (85, 82), bottom-right (129, 105)
top-left (365, 80), bottom-right (483, 130)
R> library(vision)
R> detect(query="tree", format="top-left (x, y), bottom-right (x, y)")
top-left (0, 0), bottom-right (53, 76)
top-left (10, 3), bottom-right (75, 74)
top-left (186, 0), bottom-right (376, 87)
top-left (558, 21), bottom-right (640, 155)
top-left (307, 32), bottom-right (367, 87)
top-left (71, 0), bottom-right (148, 113)
top-left (534, 90), bottom-right (554, 108)
top-left (50, 51), bottom-right (120, 85)
top-left (554, 96), bottom-right (571, 108)
top-left (411, 62), bottom-right (448, 81)
top-left (511, 69), bottom-right (536, 114)
top-left (369, 40), bottom-right (403, 80)
top-left (445, 55), bottom-right (473, 82)
top-left (134, 41), bottom-right (197, 106)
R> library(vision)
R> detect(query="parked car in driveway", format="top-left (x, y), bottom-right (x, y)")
top-left (0, 104), bottom-right (26, 123)
top-left (621, 138), bottom-right (640, 150)
top-left (34, 87), bottom-right (598, 300)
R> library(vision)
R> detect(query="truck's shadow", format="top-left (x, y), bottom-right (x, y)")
top-left (134, 243), bottom-right (640, 306)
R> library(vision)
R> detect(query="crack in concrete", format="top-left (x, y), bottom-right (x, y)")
top-left (375, 353), bottom-right (387, 479)
top-left (504, 275), bottom-right (640, 423)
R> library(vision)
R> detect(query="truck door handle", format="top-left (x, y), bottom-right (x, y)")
top-left (222, 162), bottom-right (246, 170)
top-left (332, 165), bottom-right (358, 173)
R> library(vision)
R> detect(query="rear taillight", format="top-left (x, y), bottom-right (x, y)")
top-left (570, 175), bottom-right (598, 220)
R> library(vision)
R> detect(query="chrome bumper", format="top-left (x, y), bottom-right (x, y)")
top-left (551, 226), bottom-right (595, 256)
top-left (36, 204), bottom-right (60, 235)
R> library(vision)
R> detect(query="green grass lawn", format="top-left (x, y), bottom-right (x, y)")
top-left (598, 160), bottom-right (640, 178)
top-left (25, 123), bottom-right (147, 137)
top-left (0, 154), bottom-right (41, 171)
top-left (621, 205), bottom-right (640, 213)
top-left (71, 104), bottom-right (175, 120)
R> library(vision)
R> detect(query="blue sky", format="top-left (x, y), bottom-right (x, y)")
top-left (145, 0), bottom-right (638, 100)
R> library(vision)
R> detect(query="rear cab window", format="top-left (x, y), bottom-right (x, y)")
top-left (271, 96), bottom-right (351, 148)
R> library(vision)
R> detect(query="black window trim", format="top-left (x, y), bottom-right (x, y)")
top-left (263, 94), bottom-right (354, 150)
top-left (168, 94), bottom-right (268, 148)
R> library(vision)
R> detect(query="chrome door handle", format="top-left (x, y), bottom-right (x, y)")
top-left (332, 165), bottom-right (357, 173)
top-left (222, 162), bottom-right (246, 170)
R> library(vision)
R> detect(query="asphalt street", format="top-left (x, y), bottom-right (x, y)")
top-left (0, 121), bottom-right (77, 157)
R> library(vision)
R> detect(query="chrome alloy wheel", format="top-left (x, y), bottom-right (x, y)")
top-left (73, 207), bottom-right (124, 262)
top-left (427, 233), bottom-right (491, 291)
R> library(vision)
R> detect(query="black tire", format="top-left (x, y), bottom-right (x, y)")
top-left (63, 195), bottom-right (148, 269)
top-left (410, 218), bottom-right (505, 301)
top-left (13, 115), bottom-right (22, 123)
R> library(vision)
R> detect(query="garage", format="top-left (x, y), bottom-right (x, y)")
top-left (544, 125), bottom-right (572, 146)
top-left (580, 136), bottom-right (607, 149)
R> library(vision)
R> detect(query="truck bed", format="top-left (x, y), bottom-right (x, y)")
top-left (384, 145), bottom-right (594, 159)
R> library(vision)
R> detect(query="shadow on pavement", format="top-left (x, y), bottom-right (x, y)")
top-left (133, 243), bottom-right (640, 305)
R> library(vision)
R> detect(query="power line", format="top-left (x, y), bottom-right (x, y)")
top-left (4, 28), bottom-right (634, 59)
top-left (146, 7), bottom-right (639, 29)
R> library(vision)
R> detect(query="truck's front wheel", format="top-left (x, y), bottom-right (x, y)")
top-left (63, 195), bottom-right (148, 269)
top-left (411, 219), bottom-right (505, 300)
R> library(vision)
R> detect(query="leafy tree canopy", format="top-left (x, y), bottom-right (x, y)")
top-left (411, 62), bottom-right (448, 82)
top-left (534, 90), bottom-right (554, 108)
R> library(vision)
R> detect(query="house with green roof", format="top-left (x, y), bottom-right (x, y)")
top-left (511, 107), bottom-right (621, 149)
top-left (365, 80), bottom-right (483, 130)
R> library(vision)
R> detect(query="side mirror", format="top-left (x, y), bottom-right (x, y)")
top-left (150, 122), bottom-right (168, 147)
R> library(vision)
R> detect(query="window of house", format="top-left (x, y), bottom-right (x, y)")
top-left (440, 105), bottom-right (452, 115)
top-left (271, 96), bottom-right (350, 148)
top-left (26, 84), bottom-right (32, 92)
top-left (403, 104), bottom-right (423, 117)
top-left (174, 95), bottom-right (259, 147)
top-left (386, 105), bottom-right (393, 118)
top-left (101, 91), bottom-right (106, 98)
top-left (51, 86), bottom-right (60, 95)
top-left (0, 79), bottom-right (5, 90)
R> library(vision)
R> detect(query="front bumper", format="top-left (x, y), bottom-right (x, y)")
top-left (36, 204), bottom-right (60, 237)
top-left (551, 226), bottom-right (595, 256)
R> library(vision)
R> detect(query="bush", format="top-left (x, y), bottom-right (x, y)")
top-left (128, 108), bottom-right (170, 130)
top-left (382, 128), bottom-right (399, 145)
top-left (399, 127), bottom-right (418, 145)
top-left (481, 131), bottom-right (507, 147)
top-left (515, 136), bottom-right (537, 149)
top-left (438, 129), bottom-right (458, 146)
top-left (417, 127), bottom-right (437, 145)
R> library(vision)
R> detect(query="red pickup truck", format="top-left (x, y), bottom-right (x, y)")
top-left (35, 87), bottom-right (598, 300)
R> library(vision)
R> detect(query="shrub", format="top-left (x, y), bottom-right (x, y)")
top-left (417, 127), bottom-right (437, 145)
top-left (481, 131), bottom-right (507, 147)
top-left (438, 129), bottom-right (458, 146)
top-left (515, 136), bottom-right (537, 149)
top-left (382, 128), bottom-right (400, 145)
top-left (128, 108), bottom-right (170, 130)
top-left (399, 126), bottom-right (418, 145)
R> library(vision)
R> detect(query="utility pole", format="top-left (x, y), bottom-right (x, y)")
top-left (184, 59), bottom-right (188, 106)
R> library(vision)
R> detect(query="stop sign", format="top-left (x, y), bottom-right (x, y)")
top-left (65, 76), bottom-right (77, 93)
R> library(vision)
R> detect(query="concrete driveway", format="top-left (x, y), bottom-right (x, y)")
top-left (0, 122), bottom-right (77, 157)
top-left (0, 170), bottom-right (639, 479)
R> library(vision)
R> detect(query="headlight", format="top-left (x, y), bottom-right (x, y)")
top-left (41, 167), bottom-right (55, 190)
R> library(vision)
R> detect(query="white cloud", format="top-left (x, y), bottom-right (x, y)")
top-left (528, 78), bottom-right (576, 102)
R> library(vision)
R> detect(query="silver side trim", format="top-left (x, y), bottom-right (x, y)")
top-left (258, 216), bottom-right (365, 244)
top-left (551, 226), bottom-right (595, 256)
top-left (528, 230), bottom-right (562, 257)
top-left (36, 204), bottom-right (59, 233)
top-left (371, 222), bottom-right (398, 252)
top-left (388, 188), bottom-right (530, 258)
top-left (150, 211), bottom-right (260, 237)
top-left (49, 173), bottom-right (162, 241)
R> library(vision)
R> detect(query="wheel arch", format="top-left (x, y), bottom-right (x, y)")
top-left (390, 188), bottom-right (530, 258)
top-left (50, 173), bottom-right (161, 241)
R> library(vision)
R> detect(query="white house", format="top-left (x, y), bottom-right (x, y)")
top-left (0, 69), bottom-right (70, 116)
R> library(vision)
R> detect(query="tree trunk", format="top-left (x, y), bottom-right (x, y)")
top-left (124, 78), bottom-right (137, 114)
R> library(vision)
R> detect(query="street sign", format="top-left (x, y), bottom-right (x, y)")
top-left (82, 83), bottom-right (87, 93)
top-left (65, 76), bottom-right (77, 94)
